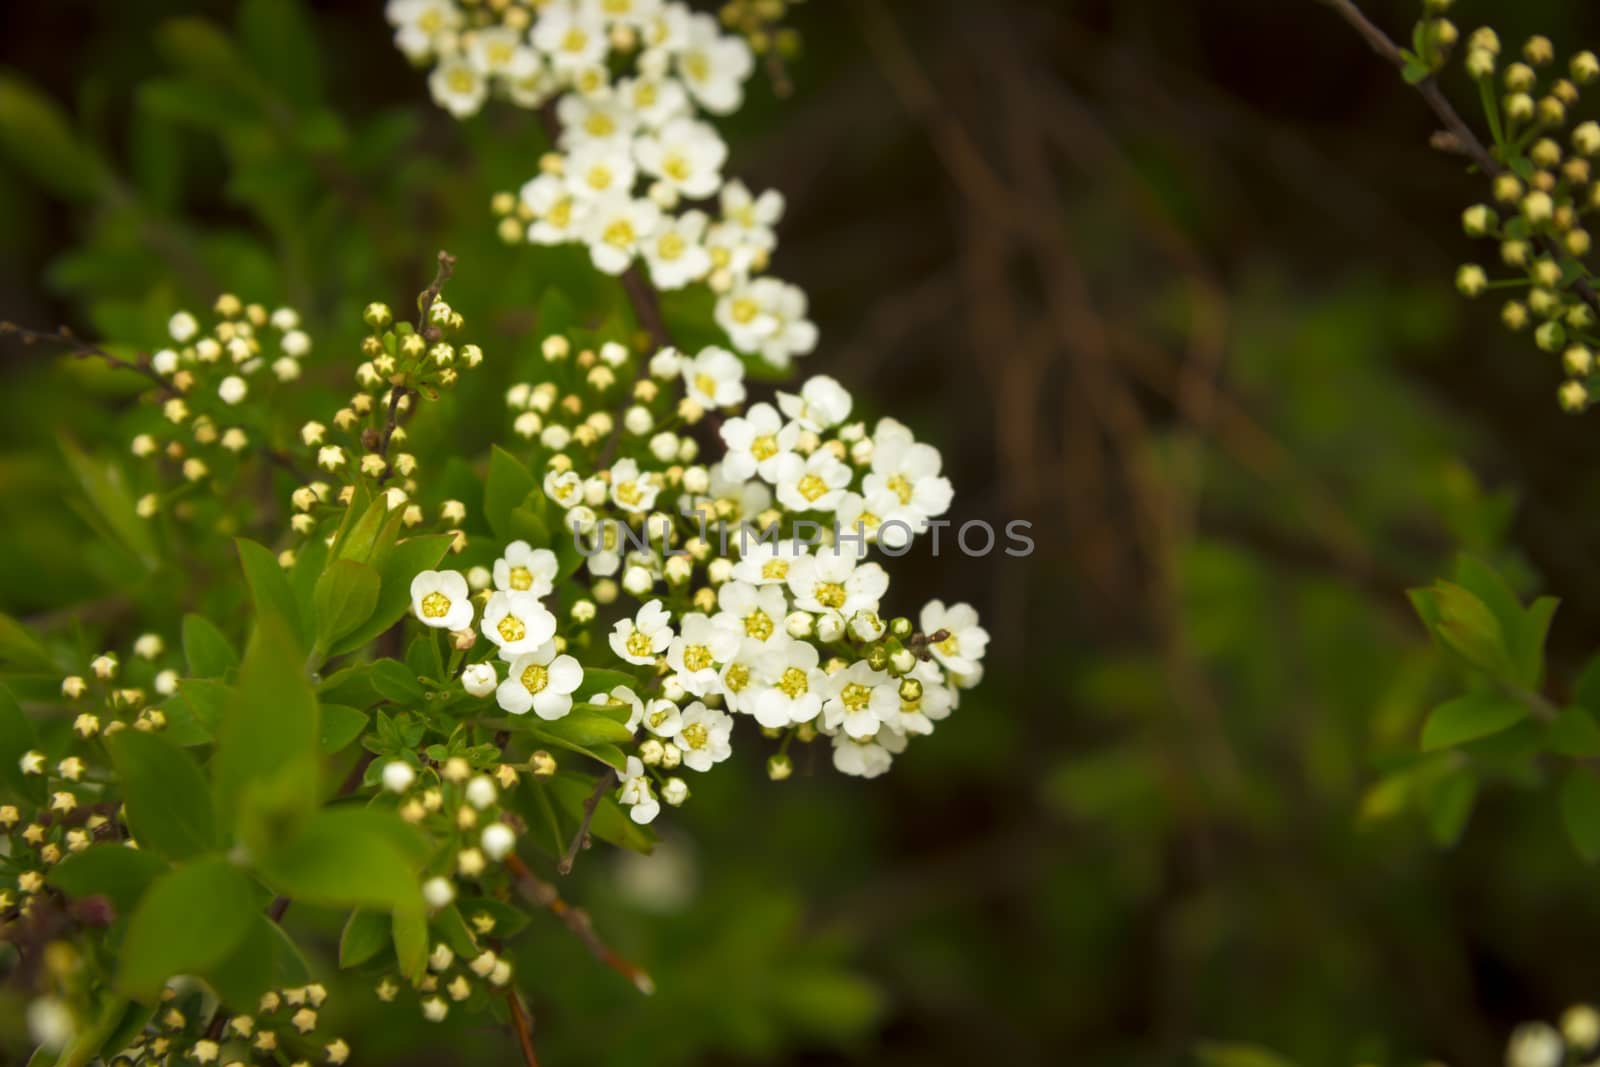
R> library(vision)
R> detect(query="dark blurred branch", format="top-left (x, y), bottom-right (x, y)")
top-left (557, 768), bottom-right (616, 875)
top-left (1316, 0), bottom-right (1600, 318)
top-left (0, 323), bottom-right (176, 396)
top-left (506, 990), bottom-right (543, 1067)
top-left (505, 853), bottom-right (654, 994)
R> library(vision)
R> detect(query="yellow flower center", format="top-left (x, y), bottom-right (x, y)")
top-left (936, 634), bottom-right (960, 656)
top-left (681, 722), bottom-right (709, 749)
top-left (421, 592), bottom-right (451, 619)
top-left (647, 707), bottom-right (672, 729)
top-left (730, 297), bottom-right (758, 324)
top-left (520, 664), bottom-right (549, 693)
top-left (760, 559), bottom-right (790, 581)
top-left (587, 165), bottom-right (614, 191)
top-left (813, 582), bottom-right (846, 610)
top-left (448, 68), bottom-right (476, 94)
top-left (841, 683), bottom-right (872, 712)
top-left (487, 41), bottom-right (514, 66)
top-left (561, 28), bottom-right (589, 53)
top-left (684, 52), bottom-right (710, 82)
top-left (663, 154), bottom-right (691, 182)
top-left (725, 664), bottom-right (750, 691)
top-left (744, 609), bottom-right (773, 640)
top-left (856, 511), bottom-right (881, 531)
top-left (418, 9), bottom-right (443, 33)
top-left (797, 474), bottom-right (827, 502)
top-left (887, 473), bottom-right (913, 505)
top-left (585, 114), bottom-right (615, 137)
top-left (751, 434), bottom-right (778, 461)
top-left (626, 630), bottom-right (655, 658)
top-left (616, 481), bottom-right (642, 506)
top-left (778, 667), bottom-right (809, 698)
top-left (509, 565), bottom-right (533, 591)
top-left (694, 372), bottom-right (718, 399)
top-left (659, 231), bottom-right (686, 260)
top-left (498, 615), bottom-right (527, 643)
top-left (603, 219), bottom-right (636, 247)
top-left (549, 199), bottom-right (573, 227)
top-left (682, 644), bottom-right (713, 672)
top-left (635, 83), bottom-right (658, 107)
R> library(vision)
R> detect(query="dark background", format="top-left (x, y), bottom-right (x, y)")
top-left (7, 1), bottom-right (1600, 1064)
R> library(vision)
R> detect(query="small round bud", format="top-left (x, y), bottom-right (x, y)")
top-left (462, 662), bottom-right (497, 698)
top-left (1505, 62), bottom-right (1536, 92)
top-left (1561, 379), bottom-right (1590, 412)
top-left (1524, 35), bottom-right (1554, 66)
top-left (1565, 345), bottom-right (1594, 376)
top-left (382, 761), bottom-right (416, 794)
top-left (1574, 51), bottom-right (1600, 85)
top-left (481, 822), bottom-right (516, 861)
top-left (1537, 320), bottom-right (1567, 352)
top-left (363, 302), bottom-right (392, 328)
top-left (465, 775), bottom-right (497, 810)
top-left (1503, 300), bottom-right (1530, 331)
top-left (1505, 92), bottom-right (1535, 122)
top-left (661, 778), bottom-right (689, 806)
top-left (422, 876), bottom-right (455, 909)
top-left (1461, 203), bottom-right (1497, 235)
top-left (767, 754), bottom-right (793, 781)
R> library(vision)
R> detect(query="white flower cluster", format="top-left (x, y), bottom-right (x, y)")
top-left (479, 342), bottom-right (987, 822)
top-left (127, 296), bottom-right (312, 514)
top-left (389, 0), bottom-right (817, 369)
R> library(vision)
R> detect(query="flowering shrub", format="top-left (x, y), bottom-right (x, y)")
top-left (0, 0), bottom-right (986, 1062)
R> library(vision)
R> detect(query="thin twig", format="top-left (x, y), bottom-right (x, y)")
top-left (1315, 0), bottom-right (1600, 317)
top-left (0, 323), bottom-right (177, 396)
top-left (375, 250), bottom-right (456, 484)
top-left (505, 853), bottom-right (654, 994)
top-left (506, 990), bottom-right (543, 1067)
top-left (557, 769), bottom-right (617, 875)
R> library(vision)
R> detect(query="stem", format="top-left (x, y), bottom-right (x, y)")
top-left (506, 990), bottom-right (543, 1067)
top-left (0, 323), bottom-right (177, 397)
top-left (1314, 0), bottom-right (1600, 318)
top-left (557, 769), bottom-right (617, 875)
top-left (504, 853), bottom-right (654, 994)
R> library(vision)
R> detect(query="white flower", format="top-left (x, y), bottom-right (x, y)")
top-left (618, 756), bottom-right (660, 824)
top-left (429, 58), bottom-right (488, 118)
top-left (422, 876), bottom-right (455, 909)
top-left (481, 822), bottom-right (516, 861)
top-left (26, 997), bottom-right (75, 1053)
top-left (581, 0), bottom-right (662, 27)
top-left (581, 193), bottom-right (661, 274)
top-left (729, 538), bottom-right (808, 586)
top-left (776, 375), bottom-right (852, 433)
top-left (521, 174), bottom-right (589, 245)
top-left (281, 328), bottom-right (311, 357)
top-left (919, 600), bottom-right (989, 675)
top-left (864, 436), bottom-right (953, 527)
top-left (681, 345), bottom-right (746, 409)
top-left (831, 727), bottom-right (907, 779)
top-left (382, 761), bottom-right (417, 794)
top-left (666, 612), bottom-right (740, 695)
top-left (468, 27), bottom-right (539, 81)
top-left (749, 640), bottom-right (825, 728)
top-left (616, 73), bottom-right (690, 129)
top-left (387, 0), bottom-right (459, 61)
top-left (168, 311), bottom-right (199, 343)
top-left (672, 701), bottom-right (733, 771)
top-left (566, 141), bottom-right (638, 200)
top-left (675, 13), bottom-right (753, 114)
top-left (787, 545), bottom-right (888, 617)
top-left (497, 643), bottom-right (584, 719)
top-left (462, 662), bottom-right (498, 698)
top-left (1508, 1023), bottom-right (1564, 1067)
top-left (716, 639), bottom-right (770, 714)
top-left (481, 591), bottom-right (558, 658)
top-left (717, 277), bottom-right (817, 368)
top-left (772, 449), bottom-right (851, 513)
top-left (714, 580), bottom-right (787, 646)
top-left (592, 684), bottom-right (646, 733)
top-left (641, 209), bottom-right (713, 290)
top-left (711, 179), bottom-right (783, 266)
top-left (545, 468), bottom-right (585, 508)
top-left (411, 570), bottom-right (475, 630)
top-left (822, 661), bottom-right (898, 739)
top-left (633, 117), bottom-right (727, 199)
top-left (494, 540), bottom-right (559, 595)
top-left (558, 93), bottom-right (638, 149)
top-left (609, 457), bottom-right (660, 512)
top-left (218, 376), bottom-right (247, 405)
top-left (718, 402), bottom-right (798, 482)
top-left (639, 697), bottom-right (682, 737)
top-left (610, 598), bottom-right (674, 664)
top-left (532, 6), bottom-right (608, 72)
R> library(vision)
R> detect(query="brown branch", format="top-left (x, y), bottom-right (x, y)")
top-left (506, 990), bottom-right (543, 1067)
top-left (505, 853), bottom-right (654, 994)
top-left (415, 249), bottom-right (458, 342)
top-left (557, 769), bottom-right (617, 875)
top-left (0, 323), bottom-right (177, 396)
top-left (1315, 0), bottom-right (1600, 317)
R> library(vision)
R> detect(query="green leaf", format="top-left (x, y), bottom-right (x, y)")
top-left (457, 897), bottom-right (531, 940)
top-left (1549, 706), bottom-right (1600, 758)
top-left (393, 903), bottom-right (428, 982)
top-left (369, 658), bottom-right (425, 705)
top-left (237, 0), bottom-right (323, 110)
top-left (313, 559), bottom-right (381, 655)
top-left (1428, 581), bottom-right (1518, 681)
top-left (182, 614), bottom-right (238, 677)
top-left (0, 683), bottom-right (43, 805)
top-left (62, 438), bottom-right (158, 569)
top-left (536, 709), bottom-right (635, 748)
top-left (1195, 1043), bottom-right (1300, 1067)
top-left (257, 807), bottom-right (424, 910)
top-left (575, 668), bottom-right (646, 697)
top-left (329, 534), bottom-right (453, 656)
top-left (434, 904), bottom-right (481, 958)
top-left (207, 914), bottom-right (309, 1009)
top-left (0, 72), bottom-right (109, 201)
top-left (1562, 770), bottom-right (1600, 863)
top-left (0, 613), bottom-right (57, 672)
top-left (1421, 692), bottom-right (1528, 751)
top-left (485, 446), bottom-right (537, 540)
top-left (116, 856), bottom-right (259, 1001)
top-left (105, 731), bottom-right (216, 861)
top-left (527, 722), bottom-right (628, 772)
top-left (320, 704), bottom-right (369, 754)
top-left (236, 538), bottom-right (304, 642)
top-left (47, 845), bottom-right (169, 915)
top-left (339, 908), bottom-right (392, 968)
top-left (213, 613), bottom-right (320, 840)
top-left (1423, 771), bottom-right (1477, 848)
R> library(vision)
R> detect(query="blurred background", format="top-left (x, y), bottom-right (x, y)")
top-left (7, 1), bottom-right (1600, 1065)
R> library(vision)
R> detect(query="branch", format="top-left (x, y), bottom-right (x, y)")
top-left (1315, 0), bottom-right (1600, 317)
top-left (506, 990), bottom-right (543, 1067)
top-left (504, 853), bottom-right (654, 994)
top-left (376, 250), bottom-right (456, 484)
top-left (557, 769), bottom-right (617, 875)
top-left (0, 323), bottom-right (177, 396)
